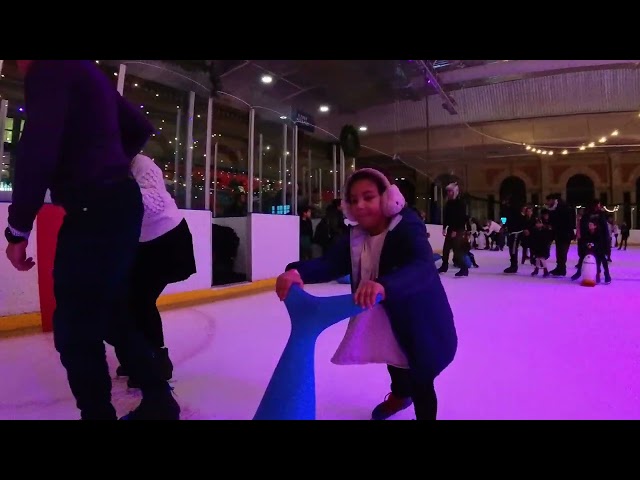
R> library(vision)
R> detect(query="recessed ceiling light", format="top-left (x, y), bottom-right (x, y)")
top-left (280, 115), bottom-right (287, 120)
top-left (261, 75), bottom-right (273, 84)
top-left (359, 126), bottom-right (368, 132)
top-left (319, 105), bottom-right (329, 113)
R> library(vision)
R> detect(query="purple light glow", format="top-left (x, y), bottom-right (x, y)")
top-left (0, 246), bottom-right (637, 420)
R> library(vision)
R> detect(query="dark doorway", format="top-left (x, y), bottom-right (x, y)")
top-left (499, 176), bottom-right (527, 208)
top-left (566, 174), bottom-right (595, 207)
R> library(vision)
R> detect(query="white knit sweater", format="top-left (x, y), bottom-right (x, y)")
top-left (131, 154), bottom-right (183, 243)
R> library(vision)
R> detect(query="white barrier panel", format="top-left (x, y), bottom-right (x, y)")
top-left (0, 204), bottom-right (213, 317)
top-left (426, 224), bottom-right (445, 252)
top-left (212, 216), bottom-right (249, 276)
top-left (0, 203), bottom-right (40, 317)
top-left (162, 209), bottom-right (213, 295)
top-left (249, 214), bottom-right (299, 282)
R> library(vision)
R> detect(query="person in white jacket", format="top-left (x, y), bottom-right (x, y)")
top-left (115, 154), bottom-right (196, 388)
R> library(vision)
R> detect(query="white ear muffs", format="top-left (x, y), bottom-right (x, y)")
top-left (382, 184), bottom-right (405, 217)
top-left (340, 168), bottom-right (406, 223)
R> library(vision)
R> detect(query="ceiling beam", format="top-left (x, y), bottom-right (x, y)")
top-left (416, 60), bottom-right (458, 115)
top-left (438, 60), bottom-right (640, 85)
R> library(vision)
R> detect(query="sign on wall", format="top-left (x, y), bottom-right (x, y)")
top-left (292, 109), bottom-right (315, 133)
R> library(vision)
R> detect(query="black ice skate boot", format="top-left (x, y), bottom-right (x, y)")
top-left (371, 393), bottom-right (413, 420)
top-left (504, 255), bottom-right (518, 274)
top-left (120, 387), bottom-right (180, 421)
top-left (128, 347), bottom-right (174, 388)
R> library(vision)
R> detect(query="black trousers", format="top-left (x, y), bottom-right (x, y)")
top-left (387, 365), bottom-right (437, 420)
top-left (507, 232), bottom-right (521, 267)
top-left (554, 240), bottom-right (571, 272)
top-left (442, 230), bottom-right (466, 268)
top-left (53, 179), bottom-right (169, 420)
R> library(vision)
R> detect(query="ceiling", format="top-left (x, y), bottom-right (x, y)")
top-left (159, 60), bottom-right (503, 116)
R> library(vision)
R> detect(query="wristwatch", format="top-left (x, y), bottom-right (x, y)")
top-left (4, 227), bottom-right (28, 244)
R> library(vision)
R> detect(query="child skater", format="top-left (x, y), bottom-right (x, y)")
top-left (580, 214), bottom-right (612, 285)
top-left (462, 230), bottom-right (479, 269)
top-left (529, 214), bottom-right (553, 277)
top-left (115, 154), bottom-right (197, 388)
top-left (275, 168), bottom-right (458, 420)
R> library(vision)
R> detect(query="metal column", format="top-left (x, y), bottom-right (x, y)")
top-left (116, 64), bottom-right (127, 95)
top-left (213, 143), bottom-right (219, 217)
top-left (0, 100), bottom-right (7, 173)
top-left (308, 150), bottom-right (312, 205)
top-left (247, 108), bottom-right (255, 214)
top-left (293, 124), bottom-right (299, 215)
top-left (204, 96), bottom-right (213, 211)
top-left (174, 108), bottom-right (182, 193)
top-left (184, 91), bottom-right (195, 209)
top-left (332, 144), bottom-right (337, 199)
top-left (318, 168), bottom-right (322, 209)
top-left (282, 123), bottom-right (288, 213)
top-left (258, 133), bottom-right (263, 213)
top-left (340, 148), bottom-right (346, 196)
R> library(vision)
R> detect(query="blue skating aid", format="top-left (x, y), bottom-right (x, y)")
top-left (253, 285), bottom-right (382, 420)
top-left (433, 253), bottom-right (442, 262)
top-left (337, 274), bottom-right (351, 284)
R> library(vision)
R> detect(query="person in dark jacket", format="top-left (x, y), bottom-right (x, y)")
top-left (438, 182), bottom-right (469, 277)
top-left (529, 214), bottom-right (554, 277)
top-left (276, 168), bottom-right (457, 420)
top-left (618, 222), bottom-right (630, 250)
top-left (502, 196), bottom-right (527, 274)
top-left (580, 214), bottom-right (612, 284)
top-left (313, 200), bottom-right (348, 255)
top-left (545, 193), bottom-right (574, 276)
top-left (572, 199), bottom-right (609, 282)
top-left (299, 205), bottom-right (314, 260)
top-left (520, 205), bottom-right (536, 265)
top-left (4, 60), bottom-right (178, 420)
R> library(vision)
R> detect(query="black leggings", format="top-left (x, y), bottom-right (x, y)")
top-left (387, 365), bottom-right (437, 420)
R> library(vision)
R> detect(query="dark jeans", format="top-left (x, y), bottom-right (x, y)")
top-left (554, 240), bottom-right (571, 272)
top-left (442, 230), bottom-right (466, 268)
top-left (53, 179), bottom-right (169, 420)
top-left (387, 365), bottom-right (437, 420)
top-left (507, 232), bottom-right (522, 267)
top-left (122, 277), bottom-right (169, 352)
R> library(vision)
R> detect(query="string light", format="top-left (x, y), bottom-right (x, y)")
top-left (521, 123), bottom-right (633, 155)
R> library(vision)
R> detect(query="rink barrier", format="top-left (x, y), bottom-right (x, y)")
top-left (0, 278), bottom-right (277, 338)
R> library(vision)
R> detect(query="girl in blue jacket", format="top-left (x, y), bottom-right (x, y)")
top-left (276, 168), bottom-right (457, 420)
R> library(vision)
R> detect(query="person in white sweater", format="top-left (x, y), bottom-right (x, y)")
top-left (115, 154), bottom-right (196, 388)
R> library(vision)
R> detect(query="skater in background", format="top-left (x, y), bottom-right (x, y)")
top-left (438, 182), bottom-right (469, 277)
top-left (114, 154), bottom-right (196, 389)
top-left (502, 196), bottom-right (527, 274)
top-left (462, 230), bottom-right (479, 269)
top-left (484, 218), bottom-right (502, 250)
top-left (572, 200), bottom-right (610, 283)
top-left (618, 222), bottom-right (630, 250)
top-left (520, 205), bottom-right (536, 265)
top-left (579, 215), bottom-right (612, 285)
top-left (276, 168), bottom-right (457, 420)
top-left (529, 214), bottom-right (553, 277)
top-left (610, 216), bottom-right (619, 248)
top-left (313, 199), bottom-right (348, 255)
top-left (606, 215), bottom-right (615, 262)
top-left (299, 205), bottom-right (314, 261)
top-left (545, 193), bottom-right (574, 277)
top-left (572, 199), bottom-right (606, 280)
top-left (4, 60), bottom-right (178, 420)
